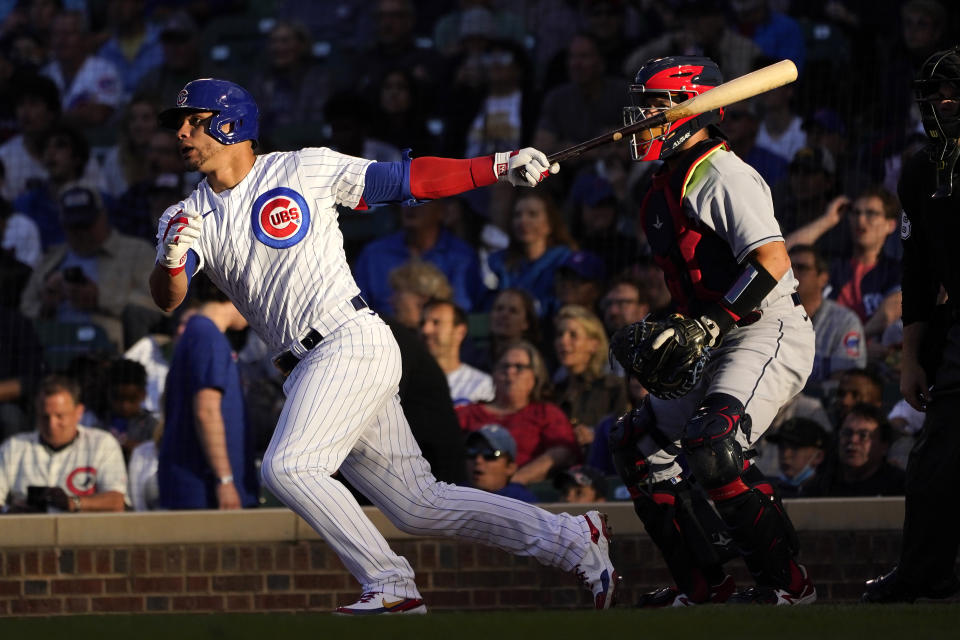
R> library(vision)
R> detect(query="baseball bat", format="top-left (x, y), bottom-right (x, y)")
top-left (546, 59), bottom-right (799, 164)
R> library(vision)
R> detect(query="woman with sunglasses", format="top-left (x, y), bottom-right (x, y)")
top-left (456, 340), bottom-right (577, 485)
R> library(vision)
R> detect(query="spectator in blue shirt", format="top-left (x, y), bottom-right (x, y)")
top-left (158, 273), bottom-right (258, 510)
top-left (97, 0), bottom-right (164, 96)
top-left (353, 199), bottom-right (486, 315)
top-left (487, 190), bottom-right (576, 317)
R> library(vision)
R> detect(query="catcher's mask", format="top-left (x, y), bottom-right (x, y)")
top-left (624, 56), bottom-right (723, 162)
top-left (610, 314), bottom-right (711, 400)
top-left (915, 46), bottom-right (960, 198)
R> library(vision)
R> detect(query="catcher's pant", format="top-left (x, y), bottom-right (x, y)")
top-left (638, 299), bottom-right (814, 481)
top-left (259, 311), bottom-right (591, 599)
top-left (898, 321), bottom-right (960, 586)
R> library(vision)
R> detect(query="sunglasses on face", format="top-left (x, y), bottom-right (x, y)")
top-left (464, 446), bottom-right (507, 461)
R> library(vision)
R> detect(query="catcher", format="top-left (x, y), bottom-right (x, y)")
top-left (608, 57), bottom-right (816, 606)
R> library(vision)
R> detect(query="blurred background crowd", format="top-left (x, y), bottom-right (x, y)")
top-left (1, 0), bottom-right (957, 512)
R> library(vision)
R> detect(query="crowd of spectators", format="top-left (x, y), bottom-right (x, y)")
top-left (1, 0), bottom-right (957, 512)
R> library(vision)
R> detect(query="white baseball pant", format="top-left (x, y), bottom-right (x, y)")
top-left (259, 311), bottom-right (592, 598)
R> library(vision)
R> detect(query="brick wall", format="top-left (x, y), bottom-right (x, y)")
top-left (0, 529), bottom-right (923, 615)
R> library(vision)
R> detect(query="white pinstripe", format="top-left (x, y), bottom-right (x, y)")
top-left (166, 148), bottom-right (596, 599)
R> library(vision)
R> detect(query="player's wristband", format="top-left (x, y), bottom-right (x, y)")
top-left (218, 475), bottom-right (234, 485)
top-left (703, 258), bottom-right (779, 336)
top-left (161, 264), bottom-right (185, 276)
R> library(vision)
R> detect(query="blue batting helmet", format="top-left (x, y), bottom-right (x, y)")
top-left (158, 78), bottom-right (259, 146)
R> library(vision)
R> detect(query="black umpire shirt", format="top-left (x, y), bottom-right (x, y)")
top-left (898, 146), bottom-right (960, 326)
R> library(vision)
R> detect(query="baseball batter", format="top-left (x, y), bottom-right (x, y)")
top-left (608, 57), bottom-right (816, 606)
top-left (148, 79), bottom-right (617, 614)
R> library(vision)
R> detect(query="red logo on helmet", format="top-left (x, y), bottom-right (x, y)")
top-left (258, 196), bottom-right (302, 240)
top-left (177, 89), bottom-right (188, 106)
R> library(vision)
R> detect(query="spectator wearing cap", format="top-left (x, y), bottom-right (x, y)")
top-left (554, 250), bottom-right (606, 313)
top-left (432, 4), bottom-right (525, 58)
top-left (19, 185), bottom-right (157, 350)
top-left (788, 244), bottom-right (866, 393)
top-left (135, 12), bottom-right (211, 103)
top-left (456, 340), bottom-right (577, 485)
top-left (0, 73), bottom-right (100, 203)
top-left (487, 190), bottom-right (576, 318)
top-left (353, 198), bottom-right (486, 318)
top-left (463, 424), bottom-right (537, 503)
top-left (568, 172), bottom-right (638, 277)
top-left (765, 417), bottom-right (830, 498)
top-left (554, 464), bottom-right (608, 504)
top-left (14, 124), bottom-right (105, 250)
top-left (96, 0), bottom-right (164, 96)
top-left (828, 403), bottom-right (905, 497)
top-left (552, 305), bottom-right (628, 457)
top-left (772, 146), bottom-right (838, 243)
top-left (420, 298), bottom-right (494, 407)
top-left (41, 10), bottom-right (122, 128)
top-left (722, 100), bottom-right (789, 189)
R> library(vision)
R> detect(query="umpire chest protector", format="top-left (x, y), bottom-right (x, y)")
top-left (641, 138), bottom-right (741, 317)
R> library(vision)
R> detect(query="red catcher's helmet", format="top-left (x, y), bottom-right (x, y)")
top-left (624, 56), bottom-right (724, 162)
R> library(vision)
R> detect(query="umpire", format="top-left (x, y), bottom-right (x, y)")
top-left (863, 46), bottom-right (960, 603)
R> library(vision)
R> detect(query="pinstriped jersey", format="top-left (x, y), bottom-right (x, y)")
top-left (158, 148), bottom-right (373, 353)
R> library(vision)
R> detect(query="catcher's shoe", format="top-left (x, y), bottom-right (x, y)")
top-left (637, 575), bottom-right (736, 608)
top-left (727, 564), bottom-right (816, 605)
top-left (333, 592), bottom-right (427, 615)
top-left (575, 511), bottom-right (621, 609)
top-left (862, 567), bottom-right (960, 603)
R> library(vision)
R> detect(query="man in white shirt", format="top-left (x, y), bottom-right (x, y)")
top-left (0, 375), bottom-right (127, 513)
top-left (420, 298), bottom-right (493, 407)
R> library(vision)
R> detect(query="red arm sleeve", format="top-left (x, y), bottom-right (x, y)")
top-left (409, 155), bottom-right (497, 200)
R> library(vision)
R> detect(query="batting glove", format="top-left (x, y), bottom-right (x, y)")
top-left (157, 205), bottom-right (203, 272)
top-left (494, 147), bottom-right (560, 187)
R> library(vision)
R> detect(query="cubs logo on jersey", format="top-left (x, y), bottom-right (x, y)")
top-left (67, 466), bottom-right (98, 495)
top-left (842, 330), bottom-right (862, 358)
top-left (251, 187), bottom-right (311, 248)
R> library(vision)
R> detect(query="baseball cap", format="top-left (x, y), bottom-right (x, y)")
top-left (790, 146), bottom-right (836, 175)
top-left (766, 418), bottom-right (828, 449)
top-left (803, 108), bottom-right (846, 135)
top-left (553, 465), bottom-right (608, 495)
top-left (558, 250), bottom-right (606, 281)
top-left (59, 186), bottom-right (103, 228)
top-left (570, 172), bottom-right (616, 207)
top-left (460, 7), bottom-right (496, 39)
top-left (465, 424), bottom-right (517, 460)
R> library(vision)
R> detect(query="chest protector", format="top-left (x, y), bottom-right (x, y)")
top-left (640, 138), bottom-right (742, 317)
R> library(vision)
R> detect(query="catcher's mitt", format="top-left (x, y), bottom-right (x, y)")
top-left (610, 313), bottom-right (713, 399)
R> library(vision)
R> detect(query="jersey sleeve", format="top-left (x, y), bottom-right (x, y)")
top-left (298, 147), bottom-right (374, 209)
top-left (691, 162), bottom-right (784, 263)
top-left (186, 325), bottom-right (233, 393)
top-left (827, 308), bottom-right (867, 372)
